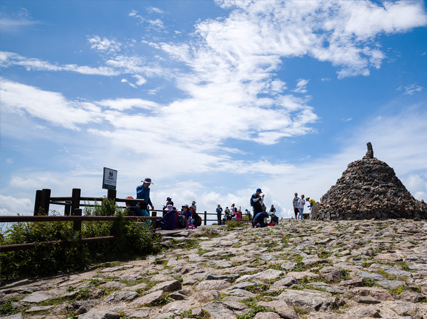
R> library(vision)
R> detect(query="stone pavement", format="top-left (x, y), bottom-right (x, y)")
top-left (1, 219), bottom-right (427, 319)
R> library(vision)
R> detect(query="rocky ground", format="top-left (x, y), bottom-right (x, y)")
top-left (1, 219), bottom-right (427, 319)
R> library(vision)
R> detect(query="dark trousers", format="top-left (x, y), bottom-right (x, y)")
top-left (294, 207), bottom-right (299, 218)
top-left (217, 213), bottom-right (221, 225)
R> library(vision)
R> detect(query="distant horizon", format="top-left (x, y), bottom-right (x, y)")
top-left (1, 0), bottom-right (427, 219)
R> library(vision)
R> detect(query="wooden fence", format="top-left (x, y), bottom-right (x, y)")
top-left (0, 188), bottom-right (226, 253)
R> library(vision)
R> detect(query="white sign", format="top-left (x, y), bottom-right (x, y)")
top-left (102, 167), bottom-right (117, 190)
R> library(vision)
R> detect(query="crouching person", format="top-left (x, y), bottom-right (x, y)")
top-left (269, 212), bottom-right (279, 226)
top-left (156, 204), bottom-right (177, 230)
top-left (252, 211), bottom-right (268, 228)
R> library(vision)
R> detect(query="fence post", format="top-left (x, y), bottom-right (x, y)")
top-left (107, 189), bottom-right (116, 203)
top-left (71, 188), bottom-right (81, 215)
top-left (152, 210), bottom-right (157, 217)
top-left (34, 190), bottom-right (42, 215)
top-left (64, 202), bottom-right (71, 216)
top-left (73, 208), bottom-right (82, 235)
top-left (204, 211), bottom-right (207, 225)
top-left (40, 189), bottom-right (51, 215)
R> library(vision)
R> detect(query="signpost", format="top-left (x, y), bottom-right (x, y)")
top-left (102, 167), bottom-right (117, 190)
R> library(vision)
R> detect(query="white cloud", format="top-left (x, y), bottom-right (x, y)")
top-left (403, 84), bottom-right (423, 95)
top-left (292, 79), bottom-right (309, 93)
top-left (87, 36), bottom-right (122, 54)
top-left (132, 74), bottom-right (147, 85)
top-left (321, 78), bottom-right (331, 82)
top-left (0, 195), bottom-right (33, 216)
top-left (342, 118), bottom-right (352, 122)
top-left (0, 51), bottom-right (120, 76)
top-left (121, 78), bottom-right (137, 88)
top-left (146, 7), bottom-right (164, 14)
top-left (97, 98), bottom-right (159, 111)
top-left (0, 78), bottom-right (103, 130)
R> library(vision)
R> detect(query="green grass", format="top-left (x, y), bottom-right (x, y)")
top-left (362, 278), bottom-right (377, 287)
top-left (236, 305), bottom-right (268, 319)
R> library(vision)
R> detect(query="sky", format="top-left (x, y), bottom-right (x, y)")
top-left (1, 0), bottom-right (427, 219)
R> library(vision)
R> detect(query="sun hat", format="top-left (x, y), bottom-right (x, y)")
top-left (142, 178), bottom-right (153, 184)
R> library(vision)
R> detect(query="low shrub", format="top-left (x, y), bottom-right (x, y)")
top-left (0, 199), bottom-right (161, 281)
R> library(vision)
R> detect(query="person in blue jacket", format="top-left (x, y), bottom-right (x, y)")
top-left (136, 178), bottom-right (154, 211)
top-left (252, 211), bottom-right (268, 228)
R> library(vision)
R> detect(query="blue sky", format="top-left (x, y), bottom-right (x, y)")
top-left (1, 0), bottom-right (427, 218)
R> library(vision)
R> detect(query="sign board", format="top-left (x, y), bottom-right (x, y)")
top-left (102, 167), bottom-right (117, 190)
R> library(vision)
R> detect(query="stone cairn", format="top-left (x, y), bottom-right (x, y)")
top-left (318, 143), bottom-right (427, 220)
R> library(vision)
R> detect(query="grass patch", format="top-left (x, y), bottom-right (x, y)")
top-left (0, 300), bottom-right (17, 316)
top-left (362, 278), bottom-right (377, 287)
top-left (294, 307), bottom-right (309, 315)
top-left (236, 305), bottom-right (268, 319)
top-left (226, 220), bottom-right (244, 229)
top-left (181, 309), bottom-right (211, 318)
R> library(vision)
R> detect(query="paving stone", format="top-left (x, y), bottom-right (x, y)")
top-left (383, 268), bottom-right (413, 277)
top-left (257, 300), bottom-right (299, 319)
top-left (104, 290), bottom-right (138, 303)
top-left (226, 289), bottom-right (256, 298)
top-left (277, 289), bottom-right (338, 312)
top-left (202, 301), bottom-right (249, 319)
top-left (148, 280), bottom-right (182, 293)
top-left (195, 279), bottom-right (231, 291)
top-left (21, 289), bottom-right (66, 303)
top-left (377, 280), bottom-right (406, 290)
top-left (357, 271), bottom-right (385, 281)
top-left (130, 290), bottom-right (164, 306)
top-left (78, 309), bottom-right (120, 319)
top-left (25, 305), bottom-right (54, 313)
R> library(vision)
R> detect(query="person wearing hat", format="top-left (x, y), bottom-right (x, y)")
top-left (181, 204), bottom-right (191, 223)
top-left (250, 188), bottom-right (264, 216)
top-left (270, 211), bottom-right (279, 225)
top-left (192, 201), bottom-right (197, 212)
top-left (136, 178), bottom-right (154, 211)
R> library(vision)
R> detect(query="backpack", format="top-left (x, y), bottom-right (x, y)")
top-left (177, 214), bottom-right (187, 229)
top-left (193, 213), bottom-right (202, 227)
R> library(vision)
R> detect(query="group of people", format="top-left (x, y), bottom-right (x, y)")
top-left (249, 188), bottom-right (280, 228)
top-left (216, 203), bottom-right (243, 224)
top-left (129, 178), bottom-right (319, 231)
top-left (292, 192), bottom-right (318, 220)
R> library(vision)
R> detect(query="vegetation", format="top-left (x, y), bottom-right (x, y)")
top-left (0, 199), bottom-right (161, 281)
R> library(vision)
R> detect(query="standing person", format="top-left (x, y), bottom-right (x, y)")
top-left (245, 209), bottom-right (252, 222)
top-left (136, 178), bottom-right (154, 211)
top-left (292, 193), bottom-right (300, 219)
top-left (306, 197), bottom-right (319, 220)
top-left (216, 204), bottom-right (223, 225)
top-left (269, 205), bottom-right (276, 214)
top-left (192, 201), bottom-right (197, 212)
top-left (299, 195), bottom-right (306, 220)
top-left (251, 188), bottom-right (264, 216)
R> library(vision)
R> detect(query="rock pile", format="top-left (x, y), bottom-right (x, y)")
top-left (318, 147), bottom-right (427, 220)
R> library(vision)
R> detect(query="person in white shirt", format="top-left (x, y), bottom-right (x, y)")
top-left (299, 195), bottom-right (306, 220)
top-left (292, 193), bottom-right (300, 219)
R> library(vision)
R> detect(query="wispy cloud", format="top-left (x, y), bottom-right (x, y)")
top-left (87, 36), bottom-right (122, 54)
top-left (146, 7), bottom-right (164, 14)
top-left (402, 84), bottom-right (423, 95)
top-left (292, 79), bottom-right (309, 93)
top-left (0, 8), bottom-right (39, 33)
